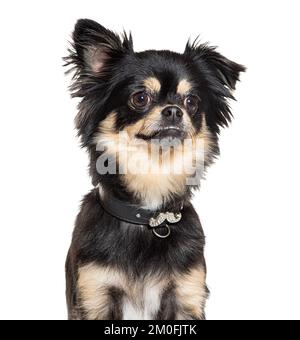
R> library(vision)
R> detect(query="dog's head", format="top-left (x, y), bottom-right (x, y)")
top-left (65, 19), bottom-right (245, 207)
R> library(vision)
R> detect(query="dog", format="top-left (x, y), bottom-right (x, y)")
top-left (64, 19), bottom-right (245, 320)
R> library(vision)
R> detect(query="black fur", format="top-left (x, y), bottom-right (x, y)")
top-left (71, 189), bottom-right (205, 275)
top-left (107, 286), bottom-right (124, 320)
top-left (64, 19), bottom-right (244, 193)
top-left (64, 19), bottom-right (245, 320)
top-left (155, 283), bottom-right (178, 320)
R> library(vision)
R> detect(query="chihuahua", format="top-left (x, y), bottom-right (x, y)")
top-left (64, 19), bottom-right (245, 320)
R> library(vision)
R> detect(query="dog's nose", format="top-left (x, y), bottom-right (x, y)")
top-left (161, 106), bottom-right (183, 123)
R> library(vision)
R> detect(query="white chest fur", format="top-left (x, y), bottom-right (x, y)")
top-left (122, 282), bottom-right (162, 320)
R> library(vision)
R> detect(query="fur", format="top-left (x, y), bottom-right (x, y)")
top-left (64, 19), bottom-right (245, 320)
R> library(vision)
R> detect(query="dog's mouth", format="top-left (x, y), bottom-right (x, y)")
top-left (136, 126), bottom-right (186, 141)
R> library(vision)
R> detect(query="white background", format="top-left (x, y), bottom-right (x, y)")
top-left (0, 0), bottom-right (299, 320)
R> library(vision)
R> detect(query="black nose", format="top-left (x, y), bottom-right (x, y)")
top-left (161, 106), bottom-right (183, 123)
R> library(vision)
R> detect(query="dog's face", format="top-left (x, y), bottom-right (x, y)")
top-left (66, 19), bottom-right (244, 144)
top-left (65, 19), bottom-right (245, 206)
top-left (107, 72), bottom-right (198, 142)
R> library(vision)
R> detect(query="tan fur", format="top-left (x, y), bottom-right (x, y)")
top-left (121, 113), bottom-right (213, 208)
top-left (77, 264), bottom-right (125, 319)
top-left (94, 112), bottom-right (120, 148)
top-left (127, 105), bottom-right (194, 138)
top-left (125, 106), bottom-right (162, 138)
top-left (175, 267), bottom-right (208, 320)
top-left (194, 113), bottom-right (214, 165)
top-left (144, 77), bottom-right (161, 93)
top-left (78, 263), bottom-right (208, 320)
top-left (94, 110), bottom-right (213, 209)
top-left (123, 173), bottom-right (187, 210)
top-left (99, 112), bottom-right (117, 133)
top-left (78, 263), bottom-right (168, 320)
top-left (177, 79), bottom-right (192, 96)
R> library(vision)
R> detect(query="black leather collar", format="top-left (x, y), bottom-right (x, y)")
top-left (98, 189), bottom-right (183, 239)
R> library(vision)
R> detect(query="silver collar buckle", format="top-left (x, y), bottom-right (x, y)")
top-left (149, 212), bottom-right (182, 238)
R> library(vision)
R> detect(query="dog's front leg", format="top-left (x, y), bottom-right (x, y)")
top-left (76, 263), bottom-right (124, 320)
top-left (174, 266), bottom-right (209, 320)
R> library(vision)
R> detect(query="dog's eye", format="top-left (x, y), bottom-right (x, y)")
top-left (131, 91), bottom-right (151, 109)
top-left (184, 95), bottom-right (201, 114)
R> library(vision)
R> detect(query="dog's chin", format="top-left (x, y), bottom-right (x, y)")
top-left (136, 127), bottom-right (187, 142)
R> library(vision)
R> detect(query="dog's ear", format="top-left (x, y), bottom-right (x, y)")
top-left (65, 19), bottom-right (133, 91)
top-left (184, 40), bottom-right (245, 128)
top-left (184, 40), bottom-right (245, 90)
top-left (64, 20), bottom-right (133, 146)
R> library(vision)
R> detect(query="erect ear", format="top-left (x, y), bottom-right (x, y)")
top-left (65, 19), bottom-right (133, 77)
top-left (184, 40), bottom-right (245, 130)
top-left (184, 40), bottom-right (245, 91)
top-left (64, 20), bottom-right (133, 146)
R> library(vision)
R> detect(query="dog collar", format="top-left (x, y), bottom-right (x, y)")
top-left (98, 189), bottom-right (183, 239)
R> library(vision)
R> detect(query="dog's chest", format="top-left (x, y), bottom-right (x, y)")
top-left (122, 281), bottom-right (162, 320)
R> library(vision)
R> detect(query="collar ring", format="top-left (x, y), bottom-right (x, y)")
top-left (152, 224), bottom-right (171, 239)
